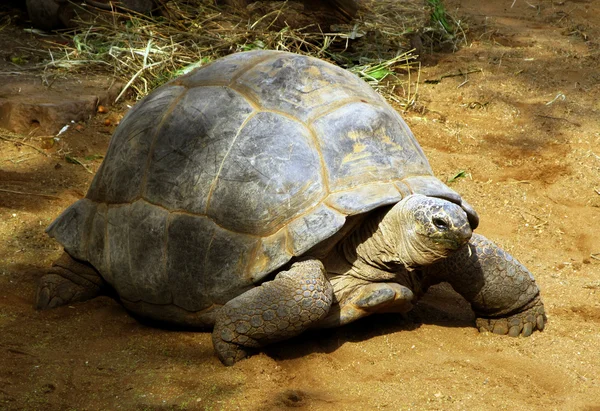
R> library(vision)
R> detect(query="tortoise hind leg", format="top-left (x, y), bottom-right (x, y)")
top-left (212, 259), bottom-right (333, 365)
top-left (36, 252), bottom-right (106, 310)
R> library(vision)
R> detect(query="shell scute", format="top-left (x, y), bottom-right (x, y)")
top-left (166, 213), bottom-right (257, 311)
top-left (87, 203), bottom-right (109, 284)
top-left (326, 183), bottom-right (403, 215)
top-left (144, 86), bottom-right (254, 214)
top-left (127, 200), bottom-right (170, 304)
top-left (313, 101), bottom-right (432, 192)
top-left (105, 203), bottom-right (139, 302)
top-left (207, 111), bottom-right (325, 236)
top-left (235, 52), bottom-right (384, 123)
top-left (286, 204), bottom-right (346, 255)
top-left (176, 51), bottom-right (271, 87)
top-left (88, 85), bottom-right (186, 203)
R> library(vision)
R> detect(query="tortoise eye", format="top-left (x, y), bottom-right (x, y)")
top-left (433, 217), bottom-right (449, 230)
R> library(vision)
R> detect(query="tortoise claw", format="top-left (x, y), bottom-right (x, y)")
top-left (476, 297), bottom-right (547, 337)
top-left (212, 330), bottom-right (255, 366)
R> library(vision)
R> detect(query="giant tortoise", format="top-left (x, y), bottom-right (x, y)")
top-left (37, 50), bottom-right (546, 365)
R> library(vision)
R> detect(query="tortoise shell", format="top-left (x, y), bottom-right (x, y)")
top-left (47, 50), bottom-right (466, 313)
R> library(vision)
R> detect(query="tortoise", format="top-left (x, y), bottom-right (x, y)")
top-left (37, 50), bottom-right (546, 365)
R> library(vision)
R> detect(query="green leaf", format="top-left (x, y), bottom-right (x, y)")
top-left (65, 155), bottom-right (82, 165)
top-left (84, 154), bottom-right (104, 161)
top-left (241, 40), bottom-right (266, 51)
top-left (10, 56), bottom-right (27, 65)
top-left (427, 0), bottom-right (453, 34)
top-left (174, 58), bottom-right (212, 76)
top-left (366, 67), bottom-right (393, 80)
top-left (447, 170), bottom-right (468, 183)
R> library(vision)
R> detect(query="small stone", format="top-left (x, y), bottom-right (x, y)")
top-left (42, 383), bottom-right (56, 394)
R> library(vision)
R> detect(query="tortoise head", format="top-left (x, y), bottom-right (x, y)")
top-left (390, 194), bottom-right (472, 268)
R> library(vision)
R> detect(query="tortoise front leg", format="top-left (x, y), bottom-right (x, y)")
top-left (424, 233), bottom-right (547, 337)
top-left (316, 282), bottom-right (415, 328)
top-left (212, 259), bottom-right (332, 365)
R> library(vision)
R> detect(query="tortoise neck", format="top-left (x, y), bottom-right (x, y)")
top-left (339, 206), bottom-right (405, 280)
top-left (320, 204), bottom-right (428, 307)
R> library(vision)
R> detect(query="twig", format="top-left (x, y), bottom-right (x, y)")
top-left (590, 253), bottom-right (600, 262)
top-left (5, 154), bottom-right (36, 164)
top-left (115, 60), bottom-right (162, 102)
top-left (4, 346), bottom-right (36, 357)
top-left (518, 208), bottom-right (548, 230)
top-left (424, 68), bottom-right (483, 84)
top-left (520, 209), bottom-right (547, 221)
top-left (536, 114), bottom-right (581, 127)
top-left (0, 188), bottom-right (62, 200)
top-left (0, 135), bottom-right (49, 157)
top-left (545, 92), bottom-right (566, 105)
top-left (65, 155), bottom-right (94, 174)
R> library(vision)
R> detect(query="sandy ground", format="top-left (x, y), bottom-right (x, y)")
top-left (1, 0), bottom-right (599, 410)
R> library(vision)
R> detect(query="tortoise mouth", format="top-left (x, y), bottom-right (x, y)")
top-left (430, 223), bottom-right (473, 251)
top-left (433, 236), bottom-right (471, 251)
top-left (431, 204), bottom-right (472, 251)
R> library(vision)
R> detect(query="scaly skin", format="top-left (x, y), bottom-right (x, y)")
top-left (317, 281), bottom-right (415, 328)
top-left (319, 195), bottom-right (471, 328)
top-left (423, 233), bottom-right (547, 337)
top-left (36, 252), bottom-right (106, 310)
top-left (212, 260), bottom-right (332, 365)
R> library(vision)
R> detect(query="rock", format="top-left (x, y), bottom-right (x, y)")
top-left (0, 75), bottom-right (122, 135)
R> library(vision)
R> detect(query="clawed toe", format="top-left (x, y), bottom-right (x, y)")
top-left (35, 274), bottom-right (70, 310)
top-left (212, 336), bottom-right (253, 366)
top-left (476, 299), bottom-right (547, 337)
top-left (35, 272), bottom-right (102, 310)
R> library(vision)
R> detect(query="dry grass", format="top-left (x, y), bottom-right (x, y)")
top-left (41, 0), bottom-right (465, 107)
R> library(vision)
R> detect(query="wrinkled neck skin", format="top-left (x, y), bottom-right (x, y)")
top-left (321, 202), bottom-right (437, 306)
